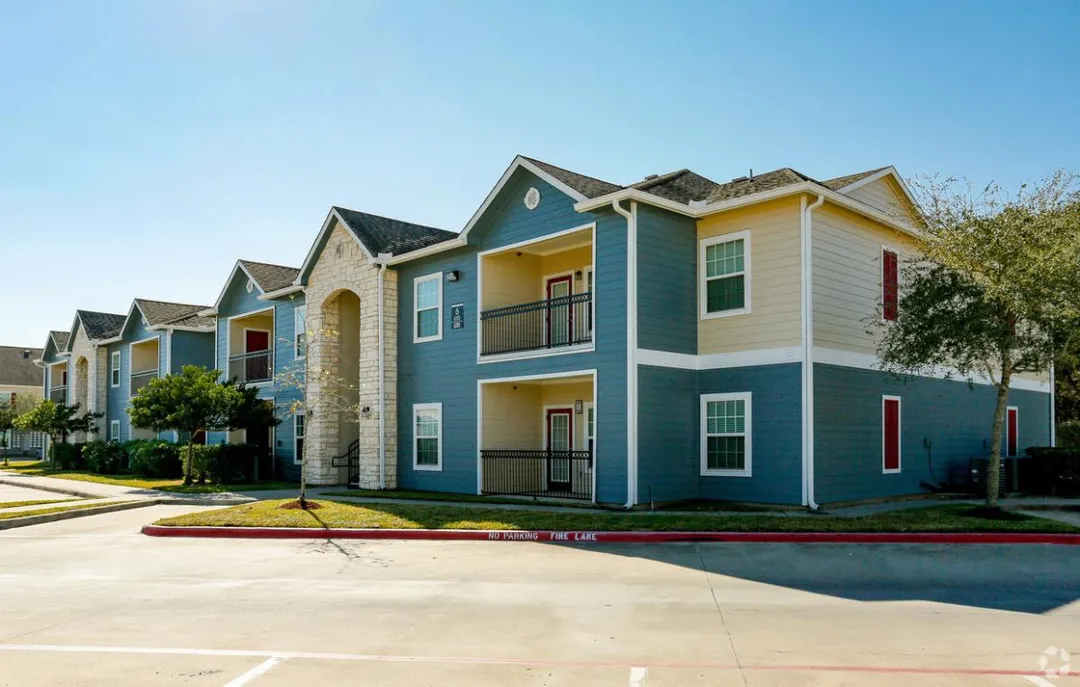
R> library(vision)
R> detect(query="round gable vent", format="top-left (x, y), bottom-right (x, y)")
top-left (524, 187), bottom-right (541, 210)
top-left (246, 279), bottom-right (255, 293)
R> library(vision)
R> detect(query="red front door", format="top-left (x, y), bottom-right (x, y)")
top-left (545, 275), bottom-right (573, 346)
top-left (1007, 408), bottom-right (1018, 457)
top-left (245, 330), bottom-right (269, 352)
top-left (546, 408), bottom-right (573, 491)
top-left (244, 330), bottom-right (271, 382)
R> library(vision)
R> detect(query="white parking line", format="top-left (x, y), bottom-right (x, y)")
top-left (223, 656), bottom-right (284, 687)
top-left (628, 666), bottom-right (648, 686)
top-left (1022, 676), bottom-right (1057, 687)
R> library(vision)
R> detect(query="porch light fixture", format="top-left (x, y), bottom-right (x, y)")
top-left (574, 270), bottom-right (582, 281)
top-left (575, 400), bottom-right (583, 414)
top-left (446, 270), bottom-right (460, 282)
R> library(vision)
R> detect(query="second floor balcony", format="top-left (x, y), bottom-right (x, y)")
top-left (130, 369), bottom-right (158, 396)
top-left (227, 308), bottom-right (275, 384)
top-left (478, 225), bottom-right (594, 360)
top-left (48, 385), bottom-right (67, 404)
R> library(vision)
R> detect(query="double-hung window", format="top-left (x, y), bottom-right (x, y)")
top-left (700, 231), bottom-right (750, 318)
top-left (294, 305), bottom-right (307, 360)
top-left (110, 352), bottom-right (121, 387)
top-left (414, 273), bottom-right (443, 343)
top-left (413, 403), bottom-right (442, 470)
top-left (294, 413), bottom-right (305, 465)
top-left (700, 392), bottom-right (752, 476)
top-left (109, 420), bottom-right (121, 442)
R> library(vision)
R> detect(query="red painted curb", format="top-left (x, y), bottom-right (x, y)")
top-left (141, 525), bottom-right (1080, 545)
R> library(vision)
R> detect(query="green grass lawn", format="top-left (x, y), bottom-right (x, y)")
top-left (153, 499), bottom-right (1080, 533)
top-left (1, 465), bottom-right (296, 494)
top-left (0, 460), bottom-right (45, 469)
top-left (0, 501), bottom-right (133, 521)
top-left (322, 489), bottom-right (608, 509)
top-left (0, 498), bottom-right (78, 510)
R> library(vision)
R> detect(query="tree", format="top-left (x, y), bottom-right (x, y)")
top-left (873, 171), bottom-right (1080, 507)
top-left (276, 320), bottom-right (364, 508)
top-left (129, 366), bottom-right (280, 485)
top-left (13, 401), bottom-right (102, 463)
top-left (0, 395), bottom-right (38, 466)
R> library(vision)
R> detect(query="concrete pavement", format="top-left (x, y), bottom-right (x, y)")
top-left (0, 507), bottom-right (1078, 685)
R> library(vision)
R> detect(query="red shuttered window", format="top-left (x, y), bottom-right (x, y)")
top-left (1007, 407), bottom-right (1018, 457)
top-left (882, 248), bottom-right (899, 321)
top-left (883, 396), bottom-right (901, 473)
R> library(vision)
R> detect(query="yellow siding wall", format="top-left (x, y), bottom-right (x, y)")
top-left (845, 176), bottom-right (917, 225)
top-left (481, 380), bottom-right (593, 451)
top-left (228, 311), bottom-right (274, 355)
top-left (812, 203), bottom-right (918, 354)
top-left (697, 198), bottom-right (802, 354)
top-left (482, 245), bottom-right (592, 310)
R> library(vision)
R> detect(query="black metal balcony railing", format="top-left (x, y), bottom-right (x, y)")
top-left (229, 349), bottom-right (273, 384)
top-left (130, 370), bottom-right (158, 396)
top-left (480, 292), bottom-right (592, 356)
top-left (48, 386), bottom-right (66, 404)
top-left (481, 449), bottom-right (593, 501)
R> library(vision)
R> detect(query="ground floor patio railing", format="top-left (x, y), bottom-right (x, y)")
top-left (480, 449), bottom-right (593, 501)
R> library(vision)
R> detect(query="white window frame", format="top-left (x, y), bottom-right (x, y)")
top-left (109, 420), bottom-right (121, 442)
top-left (294, 305), bottom-right (307, 360)
top-left (882, 395), bottom-right (902, 474)
top-left (412, 402), bottom-right (443, 471)
top-left (700, 391), bottom-right (752, 477)
top-left (413, 272), bottom-right (443, 343)
top-left (293, 412), bottom-right (305, 466)
top-left (110, 351), bottom-right (121, 388)
top-left (699, 230), bottom-right (751, 320)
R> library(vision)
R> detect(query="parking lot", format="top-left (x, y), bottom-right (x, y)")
top-left (1, 505), bottom-right (1078, 686)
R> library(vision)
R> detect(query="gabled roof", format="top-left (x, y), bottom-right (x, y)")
top-left (333, 207), bottom-right (458, 256)
top-left (821, 167), bottom-right (890, 191)
top-left (115, 299), bottom-right (214, 338)
top-left (240, 260), bottom-right (300, 293)
top-left (67, 310), bottom-right (126, 349)
top-left (521, 156), bottom-right (622, 199)
top-left (49, 330), bottom-right (70, 353)
top-left (0, 346), bottom-right (43, 386)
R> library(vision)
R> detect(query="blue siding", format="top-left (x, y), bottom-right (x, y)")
top-left (208, 268), bottom-right (306, 479)
top-left (814, 364), bottom-right (1053, 503)
top-left (636, 205), bottom-right (697, 354)
top-left (105, 314), bottom-right (164, 442)
top-left (170, 331), bottom-right (214, 373)
top-left (637, 365), bottom-right (698, 503)
top-left (396, 168), bottom-right (630, 503)
top-left (697, 364), bottom-right (803, 505)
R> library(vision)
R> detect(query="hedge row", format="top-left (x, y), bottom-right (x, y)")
top-left (1022, 447), bottom-right (1080, 497)
top-left (53, 440), bottom-right (263, 485)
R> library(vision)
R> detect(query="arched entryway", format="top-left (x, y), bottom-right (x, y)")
top-left (307, 288), bottom-right (361, 484)
top-left (73, 356), bottom-right (89, 441)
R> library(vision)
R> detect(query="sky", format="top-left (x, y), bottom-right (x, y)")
top-left (1, 0), bottom-right (1078, 348)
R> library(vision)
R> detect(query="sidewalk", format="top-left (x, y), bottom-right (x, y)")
top-left (0, 470), bottom-right (259, 505)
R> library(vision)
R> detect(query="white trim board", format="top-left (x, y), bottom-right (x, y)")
top-left (637, 347), bottom-right (802, 371)
top-left (813, 347), bottom-right (1051, 393)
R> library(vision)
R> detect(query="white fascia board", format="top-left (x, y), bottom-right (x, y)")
top-left (258, 285), bottom-right (304, 301)
top-left (295, 207), bottom-right (375, 285)
top-left (836, 166), bottom-right (920, 210)
top-left (210, 261), bottom-right (263, 312)
top-left (384, 237), bottom-right (466, 265)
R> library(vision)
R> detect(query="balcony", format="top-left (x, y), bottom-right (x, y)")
top-left (229, 349), bottom-right (273, 384)
top-left (480, 292), bottom-right (592, 356)
top-left (130, 369), bottom-right (158, 396)
top-left (479, 225), bottom-right (594, 360)
top-left (479, 373), bottom-right (595, 501)
top-left (49, 386), bottom-right (66, 404)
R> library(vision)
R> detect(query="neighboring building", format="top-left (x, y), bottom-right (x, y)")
top-left (101, 299), bottom-right (215, 442)
top-left (369, 156), bottom-right (1051, 506)
top-left (0, 345), bottom-right (45, 456)
top-left (63, 310), bottom-right (127, 440)
top-left (203, 260), bottom-right (306, 480)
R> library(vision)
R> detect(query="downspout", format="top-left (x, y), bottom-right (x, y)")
top-left (801, 194), bottom-right (825, 510)
top-left (612, 199), bottom-right (638, 509)
top-left (375, 253), bottom-right (392, 489)
top-left (1050, 363), bottom-right (1056, 447)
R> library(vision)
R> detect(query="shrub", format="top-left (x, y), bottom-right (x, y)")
top-left (82, 441), bottom-right (127, 475)
top-left (52, 442), bottom-right (85, 470)
top-left (1021, 447), bottom-right (1080, 497)
top-left (128, 440), bottom-right (182, 478)
top-left (1056, 420), bottom-right (1080, 449)
top-left (186, 445), bottom-right (221, 484)
top-left (216, 444), bottom-right (259, 484)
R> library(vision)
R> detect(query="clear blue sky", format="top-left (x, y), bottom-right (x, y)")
top-left (2, 0), bottom-right (1078, 348)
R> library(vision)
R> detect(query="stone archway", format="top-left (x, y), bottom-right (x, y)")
top-left (73, 356), bottom-right (89, 441)
top-left (307, 288), bottom-right (361, 484)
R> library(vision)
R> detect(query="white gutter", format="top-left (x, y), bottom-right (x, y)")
top-left (384, 237), bottom-right (466, 265)
top-left (373, 252), bottom-right (393, 489)
top-left (258, 285), bottom-right (304, 301)
top-left (611, 199), bottom-right (638, 509)
top-left (801, 194), bottom-right (825, 510)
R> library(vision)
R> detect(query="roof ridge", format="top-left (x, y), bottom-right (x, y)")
top-left (238, 258), bottom-right (301, 271)
top-left (519, 156), bottom-right (624, 196)
top-left (630, 168), bottom-right (690, 190)
top-left (333, 205), bottom-right (456, 236)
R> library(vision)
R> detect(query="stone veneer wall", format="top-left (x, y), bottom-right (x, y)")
top-left (303, 220), bottom-right (398, 488)
top-left (68, 325), bottom-right (106, 440)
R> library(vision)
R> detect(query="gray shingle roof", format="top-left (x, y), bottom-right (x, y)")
top-left (631, 170), bottom-right (720, 204)
top-left (821, 167), bottom-right (889, 191)
top-left (49, 331), bottom-right (70, 352)
top-left (166, 313), bottom-right (216, 330)
top-left (703, 168), bottom-right (816, 204)
top-left (333, 207), bottom-right (459, 257)
top-left (522, 157), bottom-right (623, 199)
top-left (75, 310), bottom-right (126, 342)
top-left (0, 346), bottom-right (43, 386)
top-left (239, 260), bottom-right (300, 293)
top-left (134, 299), bottom-right (212, 328)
